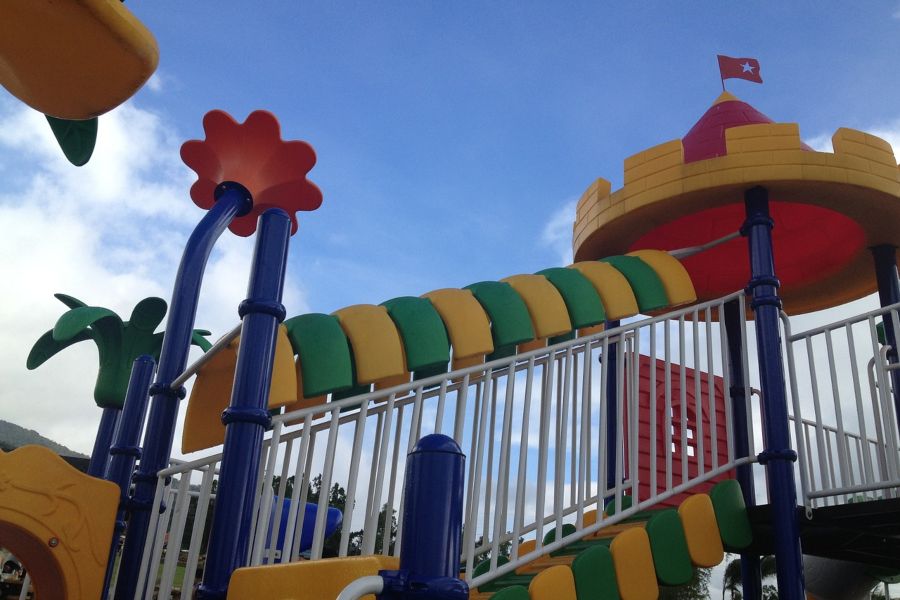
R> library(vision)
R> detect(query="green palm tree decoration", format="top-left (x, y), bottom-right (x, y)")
top-left (27, 293), bottom-right (212, 409)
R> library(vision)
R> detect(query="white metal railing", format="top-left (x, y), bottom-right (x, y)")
top-left (783, 304), bottom-right (900, 509)
top-left (140, 291), bottom-right (754, 596)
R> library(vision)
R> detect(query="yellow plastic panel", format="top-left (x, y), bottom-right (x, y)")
top-left (228, 555), bottom-right (399, 600)
top-left (568, 262), bottom-right (640, 320)
top-left (518, 539), bottom-right (537, 556)
top-left (502, 275), bottom-right (572, 338)
top-left (422, 289), bottom-right (494, 360)
top-left (333, 305), bottom-right (406, 384)
top-left (610, 527), bottom-right (659, 600)
top-left (0, 0), bottom-right (159, 119)
top-left (529, 564), bottom-right (577, 600)
top-left (678, 494), bottom-right (725, 568)
top-left (374, 371), bottom-right (412, 390)
top-left (582, 509), bottom-right (598, 528)
top-left (518, 338), bottom-right (547, 353)
top-left (182, 326), bottom-right (298, 453)
top-left (627, 249), bottom-right (697, 307)
top-left (0, 446), bottom-right (118, 600)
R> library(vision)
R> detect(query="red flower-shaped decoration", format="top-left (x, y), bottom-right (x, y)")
top-left (181, 110), bottom-right (323, 237)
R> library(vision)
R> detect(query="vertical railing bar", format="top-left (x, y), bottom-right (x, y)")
top-left (383, 404), bottom-right (405, 556)
top-left (738, 294), bottom-right (753, 457)
top-left (868, 359), bottom-right (889, 482)
top-left (650, 322), bottom-right (658, 497)
top-left (693, 311), bottom-right (705, 476)
top-left (664, 323), bottom-right (673, 492)
top-left (678, 315), bottom-right (689, 487)
top-left (311, 408), bottom-right (343, 560)
top-left (180, 466), bottom-right (216, 596)
top-left (434, 378), bottom-right (448, 435)
top-left (133, 476), bottom-right (167, 600)
top-left (511, 357), bottom-right (535, 561)
top-left (780, 312), bottom-right (812, 508)
top-left (289, 428), bottom-right (317, 561)
top-left (806, 336), bottom-right (831, 489)
top-left (491, 361), bottom-right (517, 570)
top-left (364, 393), bottom-right (397, 555)
top-left (395, 387), bottom-right (425, 558)
top-left (577, 344), bottom-right (591, 526)
top-left (462, 380), bottom-right (483, 568)
top-left (262, 435), bottom-right (293, 565)
top-left (825, 330), bottom-right (852, 486)
top-left (706, 307), bottom-right (718, 471)
top-left (570, 351), bottom-right (579, 507)
top-left (630, 326), bottom-right (641, 503)
top-left (158, 472), bottom-right (194, 598)
top-left (453, 374), bottom-right (470, 443)
top-left (283, 413), bottom-right (313, 562)
top-left (554, 347), bottom-right (574, 540)
top-left (245, 440), bottom-right (273, 565)
top-left (534, 358), bottom-right (554, 550)
top-left (142, 485), bottom-right (176, 599)
top-left (465, 368), bottom-right (493, 579)
top-left (720, 302), bottom-right (735, 465)
top-left (339, 401), bottom-right (371, 556)
top-left (846, 323), bottom-right (875, 484)
top-left (614, 333), bottom-right (625, 513)
top-left (364, 413), bottom-right (385, 541)
top-left (482, 378), bottom-right (499, 551)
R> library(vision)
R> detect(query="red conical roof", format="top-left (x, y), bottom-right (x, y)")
top-left (682, 91), bottom-right (809, 162)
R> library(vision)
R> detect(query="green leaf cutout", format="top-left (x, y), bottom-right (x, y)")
top-left (26, 329), bottom-right (93, 369)
top-left (46, 115), bottom-right (98, 167)
top-left (54, 293), bottom-right (88, 310)
top-left (129, 297), bottom-right (167, 332)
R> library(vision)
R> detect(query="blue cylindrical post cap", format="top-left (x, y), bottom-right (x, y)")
top-left (411, 433), bottom-right (463, 456)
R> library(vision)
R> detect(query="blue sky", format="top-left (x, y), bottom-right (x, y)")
top-left (1, 0), bottom-right (899, 476)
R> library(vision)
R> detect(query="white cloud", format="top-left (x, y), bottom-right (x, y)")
top-left (0, 97), bottom-right (309, 455)
top-left (541, 198), bottom-right (578, 266)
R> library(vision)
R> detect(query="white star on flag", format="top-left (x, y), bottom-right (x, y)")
top-left (741, 62), bottom-right (755, 73)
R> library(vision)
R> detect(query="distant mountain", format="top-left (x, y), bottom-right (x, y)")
top-left (0, 419), bottom-right (88, 457)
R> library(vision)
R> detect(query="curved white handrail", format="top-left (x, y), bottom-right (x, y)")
top-left (336, 575), bottom-right (384, 600)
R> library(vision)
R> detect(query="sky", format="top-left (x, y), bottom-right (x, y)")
top-left (2, 1), bottom-right (900, 594)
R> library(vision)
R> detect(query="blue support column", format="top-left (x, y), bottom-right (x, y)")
top-left (871, 244), bottom-right (900, 428)
top-left (102, 355), bottom-right (155, 599)
top-left (605, 319), bottom-right (620, 493)
top-left (197, 208), bottom-right (292, 599)
top-left (742, 186), bottom-right (805, 599)
top-left (378, 434), bottom-right (468, 600)
top-left (723, 299), bottom-right (762, 600)
top-left (115, 182), bottom-right (251, 600)
top-left (88, 406), bottom-right (121, 477)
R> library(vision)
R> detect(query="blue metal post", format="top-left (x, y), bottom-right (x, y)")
top-left (378, 434), bottom-right (468, 600)
top-left (723, 299), bottom-right (762, 600)
top-left (115, 182), bottom-right (252, 600)
top-left (197, 208), bottom-right (292, 599)
top-left (871, 244), bottom-right (900, 427)
top-left (88, 406), bottom-right (121, 477)
top-left (742, 185), bottom-right (805, 599)
top-left (102, 355), bottom-right (155, 599)
top-left (605, 319), bottom-right (620, 492)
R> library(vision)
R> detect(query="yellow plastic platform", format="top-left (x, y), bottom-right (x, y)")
top-left (0, 445), bottom-right (119, 599)
top-left (228, 555), bottom-right (399, 600)
top-left (0, 0), bottom-right (159, 119)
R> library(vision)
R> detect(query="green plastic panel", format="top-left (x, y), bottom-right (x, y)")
top-left (284, 313), bottom-right (354, 396)
top-left (604, 493), bottom-right (633, 516)
top-left (536, 268), bottom-right (606, 328)
top-left (465, 281), bottom-right (536, 347)
top-left (473, 555), bottom-right (509, 579)
top-left (381, 296), bottom-right (451, 372)
top-left (600, 256), bottom-right (669, 313)
top-left (646, 509), bottom-right (693, 586)
top-left (490, 585), bottom-right (530, 600)
top-left (542, 523), bottom-right (576, 546)
top-left (572, 545), bottom-right (620, 600)
top-left (709, 480), bottom-right (754, 551)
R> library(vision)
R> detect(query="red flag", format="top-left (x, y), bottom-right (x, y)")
top-left (717, 55), bottom-right (763, 84)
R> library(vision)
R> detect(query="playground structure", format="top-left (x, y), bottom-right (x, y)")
top-left (0, 10), bottom-right (899, 595)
